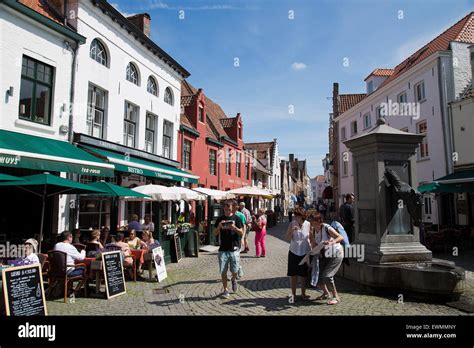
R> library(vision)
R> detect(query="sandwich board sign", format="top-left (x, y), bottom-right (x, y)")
top-left (152, 247), bottom-right (167, 282)
top-left (101, 250), bottom-right (126, 299)
top-left (2, 264), bottom-right (47, 316)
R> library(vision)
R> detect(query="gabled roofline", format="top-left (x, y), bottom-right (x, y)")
top-left (91, 0), bottom-right (190, 78)
top-left (1, 0), bottom-right (86, 43)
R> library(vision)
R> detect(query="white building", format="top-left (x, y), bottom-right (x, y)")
top-left (0, 0), bottom-right (194, 241)
top-left (311, 175), bottom-right (327, 204)
top-left (0, 0), bottom-right (114, 242)
top-left (336, 12), bottom-right (474, 225)
top-left (246, 139), bottom-right (281, 209)
top-left (449, 44), bottom-right (474, 225)
top-left (62, 0), bottom-right (192, 229)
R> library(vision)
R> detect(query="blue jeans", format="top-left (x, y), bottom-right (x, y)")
top-left (67, 267), bottom-right (84, 277)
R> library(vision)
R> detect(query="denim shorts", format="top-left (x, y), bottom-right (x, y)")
top-left (218, 250), bottom-right (240, 274)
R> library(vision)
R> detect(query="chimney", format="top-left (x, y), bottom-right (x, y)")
top-left (332, 82), bottom-right (339, 118)
top-left (127, 13), bottom-right (151, 38)
top-left (289, 154), bottom-right (294, 162)
top-left (48, 0), bottom-right (67, 25)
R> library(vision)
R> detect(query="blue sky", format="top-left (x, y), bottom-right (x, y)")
top-left (112, 0), bottom-right (473, 176)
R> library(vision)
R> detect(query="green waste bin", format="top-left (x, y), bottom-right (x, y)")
top-left (185, 229), bottom-right (199, 257)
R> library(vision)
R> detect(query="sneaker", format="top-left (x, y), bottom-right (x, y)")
top-left (231, 279), bottom-right (238, 292)
top-left (261, 255), bottom-right (266, 258)
top-left (221, 290), bottom-right (230, 299)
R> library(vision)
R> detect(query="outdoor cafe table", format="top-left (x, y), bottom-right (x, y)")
top-left (130, 249), bottom-right (146, 265)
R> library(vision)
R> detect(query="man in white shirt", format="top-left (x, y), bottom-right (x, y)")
top-left (54, 231), bottom-right (86, 276)
top-left (141, 215), bottom-right (155, 232)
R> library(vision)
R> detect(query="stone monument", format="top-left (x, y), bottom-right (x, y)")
top-left (341, 118), bottom-right (464, 300)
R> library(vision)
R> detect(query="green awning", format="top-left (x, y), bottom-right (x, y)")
top-left (0, 130), bottom-right (115, 177)
top-left (418, 181), bottom-right (474, 193)
top-left (436, 170), bottom-right (474, 184)
top-left (81, 146), bottom-right (199, 184)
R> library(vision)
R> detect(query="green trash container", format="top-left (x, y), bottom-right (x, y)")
top-left (185, 228), bottom-right (199, 257)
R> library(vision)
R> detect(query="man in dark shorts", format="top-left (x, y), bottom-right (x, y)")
top-left (214, 200), bottom-right (244, 299)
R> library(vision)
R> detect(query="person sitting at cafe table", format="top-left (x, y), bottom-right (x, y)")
top-left (72, 229), bottom-right (82, 244)
top-left (54, 231), bottom-right (86, 276)
top-left (127, 214), bottom-right (142, 232)
top-left (22, 238), bottom-right (40, 265)
top-left (125, 229), bottom-right (142, 250)
top-left (87, 229), bottom-right (104, 256)
top-left (141, 215), bottom-right (155, 232)
top-left (100, 227), bottom-right (110, 246)
top-left (141, 230), bottom-right (159, 250)
top-left (113, 232), bottom-right (133, 268)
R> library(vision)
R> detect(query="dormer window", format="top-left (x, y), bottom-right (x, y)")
top-left (367, 80), bottom-right (374, 94)
top-left (198, 106), bottom-right (204, 122)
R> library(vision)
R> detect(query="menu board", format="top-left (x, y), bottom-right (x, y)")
top-left (101, 251), bottom-right (126, 299)
top-left (2, 264), bottom-right (47, 316)
top-left (173, 233), bottom-right (183, 263)
top-left (152, 247), bottom-right (167, 282)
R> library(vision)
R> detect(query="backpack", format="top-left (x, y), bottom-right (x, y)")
top-left (330, 221), bottom-right (350, 247)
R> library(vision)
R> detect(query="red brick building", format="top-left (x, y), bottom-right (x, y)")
top-left (177, 81), bottom-right (252, 191)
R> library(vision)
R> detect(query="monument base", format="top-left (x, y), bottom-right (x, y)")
top-left (364, 242), bottom-right (433, 263)
top-left (338, 258), bottom-right (465, 301)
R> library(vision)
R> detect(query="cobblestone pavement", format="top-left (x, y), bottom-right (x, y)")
top-left (48, 221), bottom-right (472, 315)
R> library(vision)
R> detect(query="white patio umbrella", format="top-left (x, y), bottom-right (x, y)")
top-left (191, 187), bottom-right (235, 201)
top-left (227, 186), bottom-right (274, 199)
top-left (172, 186), bottom-right (206, 201)
top-left (131, 184), bottom-right (181, 202)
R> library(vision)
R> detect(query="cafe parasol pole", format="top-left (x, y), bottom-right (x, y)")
top-left (38, 185), bottom-right (47, 252)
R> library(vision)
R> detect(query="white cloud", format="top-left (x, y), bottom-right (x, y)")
top-left (291, 62), bottom-right (307, 71)
top-left (111, 3), bottom-right (135, 17)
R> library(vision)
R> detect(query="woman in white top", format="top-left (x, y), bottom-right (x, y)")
top-left (307, 210), bottom-right (343, 305)
top-left (23, 238), bottom-right (40, 265)
top-left (286, 207), bottom-right (311, 301)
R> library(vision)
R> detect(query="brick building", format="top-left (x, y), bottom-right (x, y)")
top-left (177, 81), bottom-right (252, 191)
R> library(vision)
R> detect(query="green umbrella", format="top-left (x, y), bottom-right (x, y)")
top-left (85, 181), bottom-right (151, 228)
top-left (0, 173), bottom-right (107, 250)
top-left (0, 173), bottom-right (25, 182)
top-left (86, 181), bottom-right (151, 198)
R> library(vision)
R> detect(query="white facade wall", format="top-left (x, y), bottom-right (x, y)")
top-left (337, 54), bottom-right (451, 224)
top-left (452, 97), bottom-right (474, 168)
top-left (0, 5), bottom-right (74, 140)
top-left (451, 42), bottom-right (473, 98)
top-left (72, 1), bottom-right (182, 160)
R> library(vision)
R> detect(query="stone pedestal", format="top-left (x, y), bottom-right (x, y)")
top-left (343, 119), bottom-right (431, 264)
top-left (341, 119), bottom-right (464, 300)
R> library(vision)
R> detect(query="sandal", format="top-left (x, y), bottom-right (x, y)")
top-left (315, 293), bottom-right (329, 300)
top-left (301, 294), bottom-right (310, 300)
top-left (327, 297), bottom-right (339, 305)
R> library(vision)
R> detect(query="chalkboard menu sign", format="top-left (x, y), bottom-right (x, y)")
top-left (101, 251), bottom-right (126, 299)
top-left (173, 233), bottom-right (183, 263)
top-left (2, 264), bottom-right (47, 316)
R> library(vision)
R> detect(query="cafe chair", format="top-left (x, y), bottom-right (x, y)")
top-left (46, 250), bottom-right (88, 303)
top-left (85, 242), bottom-right (101, 257)
top-left (38, 253), bottom-right (49, 283)
top-left (124, 254), bottom-right (137, 282)
top-left (73, 243), bottom-right (86, 253)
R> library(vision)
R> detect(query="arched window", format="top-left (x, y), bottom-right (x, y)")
top-left (89, 39), bottom-right (108, 66)
top-left (164, 87), bottom-right (174, 105)
top-left (126, 62), bottom-right (139, 85)
top-left (147, 76), bottom-right (158, 96)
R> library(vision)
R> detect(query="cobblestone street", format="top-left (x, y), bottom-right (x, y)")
top-left (48, 221), bottom-right (473, 315)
